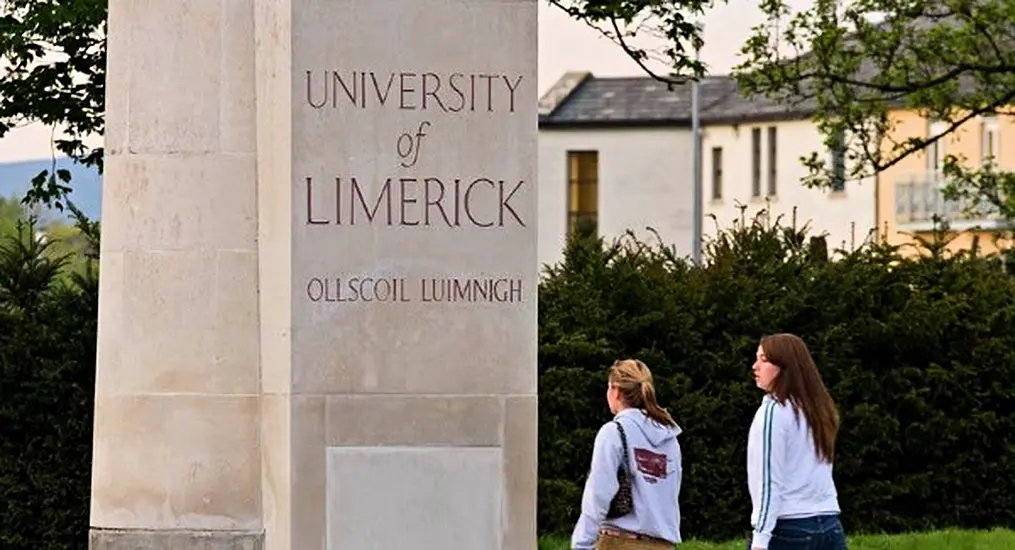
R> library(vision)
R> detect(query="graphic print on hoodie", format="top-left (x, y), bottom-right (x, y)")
top-left (570, 408), bottom-right (683, 550)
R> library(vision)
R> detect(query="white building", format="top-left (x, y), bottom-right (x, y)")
top-left (701, 118), bottom-right (877, 254)
top-left (537, 72), bottom-right (878, 270)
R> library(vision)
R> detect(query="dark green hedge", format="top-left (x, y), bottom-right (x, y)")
top-left (537, 216), bottom-right (1015, 541)
top-left (1, 221), bottom-right (97, 549)
top-left (3, 212), bottom-right (1015, 546)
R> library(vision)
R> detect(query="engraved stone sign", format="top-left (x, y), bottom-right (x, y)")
top-left (260, 0), bottom-right (538, 548)
top-left (90, 0), bottom-right (536, 547)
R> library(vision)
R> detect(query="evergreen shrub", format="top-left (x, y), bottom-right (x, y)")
top-left (537, 214), bottom-right (1015, 541)
top-left (0, 218), bottom-right (98, 549)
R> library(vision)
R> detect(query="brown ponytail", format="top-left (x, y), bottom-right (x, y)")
top-left (609, 359), bottom-right (677, 428)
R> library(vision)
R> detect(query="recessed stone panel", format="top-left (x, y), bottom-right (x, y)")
top-left (325, 447), bottom-right (502, 549)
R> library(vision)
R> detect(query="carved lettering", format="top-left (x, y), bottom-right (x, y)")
top-left (303, 176), bottom-right (526, 228)
top-left (305, 70), bottom-right (523, 113)
top-left (305, 177), bottom-right (329, 224)
top-left (304, 276), bottom-right (523, 304)
top-left (306, 277), bottom-right (411, 303)
top-left (421, 277), bottom-right (523, 303)
top-left (350, 177), bottom-right (392, 224)
top-left (300, 64), bottom-right (530, 308)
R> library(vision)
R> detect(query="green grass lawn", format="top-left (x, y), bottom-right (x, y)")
top-left (539, 528), bottom-right (1015, 549)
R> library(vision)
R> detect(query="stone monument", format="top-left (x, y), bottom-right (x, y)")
top-left (88, 0), bottom-right (537, 548)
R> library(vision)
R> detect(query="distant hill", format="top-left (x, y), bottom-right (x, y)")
top-left (0, 157), bottom-right (103, 221)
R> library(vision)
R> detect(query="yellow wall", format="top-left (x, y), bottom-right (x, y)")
top-left (876, 109), bottom-right (1012, 257)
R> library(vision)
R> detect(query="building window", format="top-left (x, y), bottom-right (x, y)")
top-left (711, 146), bottom-right (723, 200)
top-left (830, 128), bottom-right (846, 192)
top-left (928, 120), bottom-right (948, 174)
top-left (567, 150), bottom-right (598, 235)
top-left (751, 128), bottom-right (761, 197)
top-left (767, 126), bottom-right (777, 196)
top-left (982, 116), bottom-right (999, 167)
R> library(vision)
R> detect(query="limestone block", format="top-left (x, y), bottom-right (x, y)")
top-left (92, 0), bottom-right (261, 541)
top-left (90, 395), bottom-right (261, 530)
top-left (99, 155), bottom-right (257, 254)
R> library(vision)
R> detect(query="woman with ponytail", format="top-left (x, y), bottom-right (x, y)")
top-left (571, 359), bottom-right (684, 550)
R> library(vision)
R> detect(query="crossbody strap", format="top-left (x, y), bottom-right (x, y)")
top-left (612, 420), bottom-right (630, 472)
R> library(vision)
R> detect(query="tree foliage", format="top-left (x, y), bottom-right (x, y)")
top-left (554, 0), bottom-right (1015, 242)
top-left (0, 0), bottom-right (106, 208)
top-left (547, 0), bottom-right (715, 85)
top-left (732, 0), bottom-right (1015, 226)
top-left (0, 194), bottom-right (99, 281)
top-left (538, 215), bottom-right (1015, 540)
top-left (0, 217), bottom-right (98, 549)
top-left (0, 195), bottom-right (27, 237)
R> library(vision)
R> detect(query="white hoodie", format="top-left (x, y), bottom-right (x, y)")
top-left (571, 408), bottom-right (683, 549)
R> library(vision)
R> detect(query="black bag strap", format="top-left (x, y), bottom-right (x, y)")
top-left (612, 420), bottom-right (630, 472)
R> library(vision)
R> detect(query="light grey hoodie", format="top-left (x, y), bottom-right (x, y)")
top-left (571, 407), bottom-right (683, 549)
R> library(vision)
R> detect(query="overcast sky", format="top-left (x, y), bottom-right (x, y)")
top-left (538, 0), bottom-right (786, 89)
top-left (0, 0), bottom-right (801, 163)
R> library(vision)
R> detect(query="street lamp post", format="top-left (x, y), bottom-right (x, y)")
top-left (690, 42), bottom-right (703, 265)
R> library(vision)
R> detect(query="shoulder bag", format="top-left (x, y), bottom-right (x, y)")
top-left (605, 420), bottom-right (634, 518)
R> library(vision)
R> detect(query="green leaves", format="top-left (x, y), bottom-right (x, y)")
top-left (0, 0), bottom-right (106, 208)
top-left (554, 0), bottom-right (1015, 236)
top-left (940, 157), bottom-right (1015, 225)
top-left (0, 214), bottom-right (97, 549)
top-left (547, 0), bottom-right (717, 83)
top-left (0, 219), bottom-right (68, 313)
top-left (731, 0), bottom-right (1015, 230)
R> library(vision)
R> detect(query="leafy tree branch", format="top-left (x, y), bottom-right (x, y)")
top-left (732, 0), bottom-right (1015, 201)
top-left (0, 0), bottom-right (106, 209)
top-left (546, 0), bottom-right (715, 85)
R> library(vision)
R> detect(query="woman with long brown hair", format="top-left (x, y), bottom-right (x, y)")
top-left (571, 359), bottom-right (683, 550)
top-left (747, 333), bottom-right (848, 550)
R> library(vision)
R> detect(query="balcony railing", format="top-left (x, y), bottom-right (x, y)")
top-left (894, 174), bottom-right (1004, 230)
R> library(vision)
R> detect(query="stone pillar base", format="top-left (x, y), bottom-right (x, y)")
top-left (89, 529), bottom-right (264, 550)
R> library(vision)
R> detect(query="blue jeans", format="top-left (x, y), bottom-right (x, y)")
top-left (746, 514), bottom-right (848, 550)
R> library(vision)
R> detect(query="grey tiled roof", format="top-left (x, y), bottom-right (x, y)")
top-left (539, 73), bottom-right (817, 127)
top-left (539, 11), bottom-right (992, 129)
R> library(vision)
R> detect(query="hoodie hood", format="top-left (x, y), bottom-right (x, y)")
top-left (571, 406), bottom-right (685, 549)
top-left (615, 407), bottom-right (682, 447)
